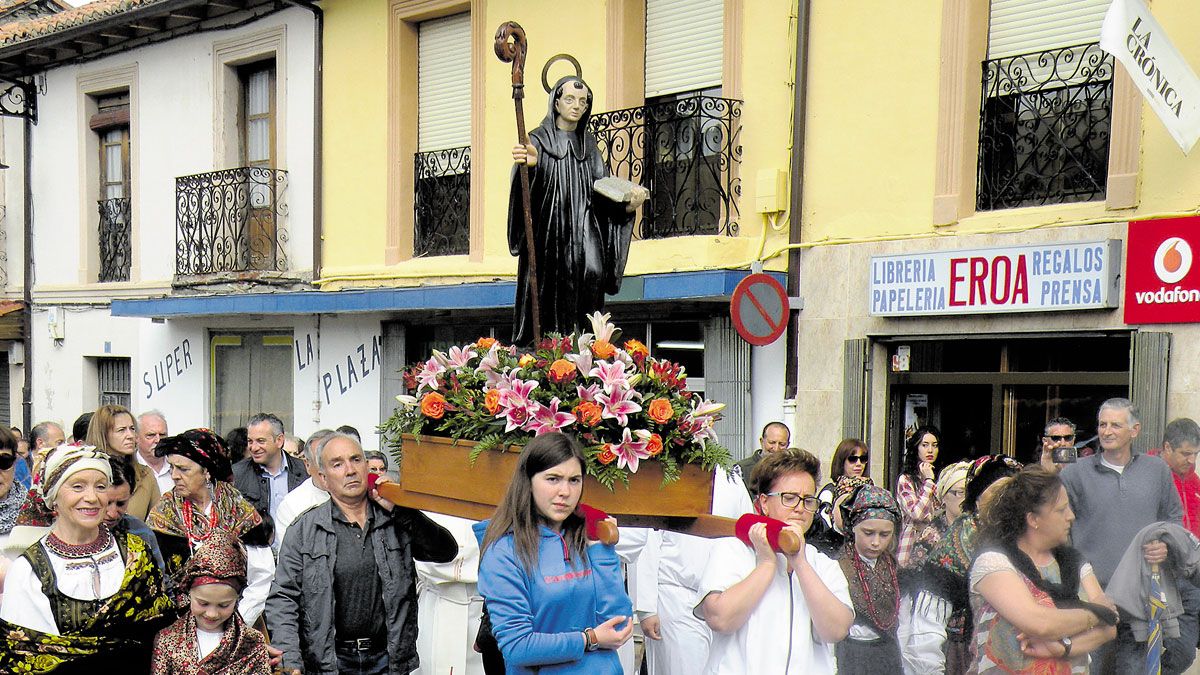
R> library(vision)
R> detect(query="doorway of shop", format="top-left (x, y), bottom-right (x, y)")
top-left (883, 334), bottom-right (1132, 485)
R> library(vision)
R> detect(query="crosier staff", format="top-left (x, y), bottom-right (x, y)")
top-left (495, 21), bottom-right (541, 342)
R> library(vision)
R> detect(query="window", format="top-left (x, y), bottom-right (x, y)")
top-left (210, 332), bottom-right (293, 435)
top-left (414, 12), bottom-right (471, 257)
top-left (976, 0), bottom-right (1113, 210)
top-left (91, 93), bottom-right (131, 282)
top-left (239, 60), bottom-right (276, 169)
top-left (97, 356), bottom-right (131, 408)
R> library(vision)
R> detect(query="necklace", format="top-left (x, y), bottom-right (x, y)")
top-left (852, 553), bottom-right (900, 631)
top-left (45, 528), bottom-right (112, 559)
top-left (182, 498), bottom-right (220, 548)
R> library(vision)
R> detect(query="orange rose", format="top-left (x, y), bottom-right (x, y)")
top-left (476, 336), bottom-right (498, 350)
top-left (484, 389), bottom-right (502, 415)
top-left (591, 339), bottom-right (616, 360)
top-left (518, 354), bottom-right (536, 368)
top-left (574, 401), bottom-right (603, 427)
top-left (624, 339), bottom-right (649, 358)
top-left (647, 398), bottom-right (674, 424)
top-left (420, 392), bottom-right (447, 420)
top-left (646, 433), bottom-right (663, 457)
top-left (548, 358), bottom-right (577, 383)
top-left (597, 444), bottom-right (617, 465)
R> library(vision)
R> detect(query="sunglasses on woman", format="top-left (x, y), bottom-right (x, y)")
top-left (0, 452), bottom-right (15, 470)
top-left (846, 454), bottom-right (868, 464)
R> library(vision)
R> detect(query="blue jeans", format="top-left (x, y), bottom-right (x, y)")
top-left (335, 643), bottom-right (389, 675)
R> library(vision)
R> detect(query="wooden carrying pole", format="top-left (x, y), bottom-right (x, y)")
top-left (495, 21), bottom-right (541, 342)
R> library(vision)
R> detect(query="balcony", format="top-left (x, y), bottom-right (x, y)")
top-left (98, 196), bottom-right (131, 282)
top-left (175, 167), bottom-right (288, 279)
top-left (589, 94), bottom-right (742, 239)
top-left (414, 146), bottom-right (470, 257)
top-left (977, 42), bottom-right (1114, 211)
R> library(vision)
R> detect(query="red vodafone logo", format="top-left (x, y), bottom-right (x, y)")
top-left (1154, 237), bottom-right (1192, 284)
top-left (1125, 217), bottom-right (1200, 324)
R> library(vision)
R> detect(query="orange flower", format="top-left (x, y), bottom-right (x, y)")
top-left (476, 336), bottom-right (498, 350)
top-left (518, 354), bottom-right (536, 368)
top-left (624, 339), bottom-right (649, 358)
top-left (548, 358), bottom-right (577, 383)
top-left (420, 392), bottom-right (447, 420)
top-left (484, 389), bottom-right (502, 415)
top-left (646, 433), bottom-right (663, 457)
top-left (591, 339), bottom-right (616, 360)
top-left (574, 401), bottom-right (603, 427)
top-left (647, 398), bottom-right (674, 424)
top-left (597, 444), bottom-right (617, 465)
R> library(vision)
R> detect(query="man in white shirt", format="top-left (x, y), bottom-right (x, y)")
top-left (134, 411), bottom-right (174, 495)
top-left (696, 449), bottom-right (853, 674)
top-left (274, 429), bottom-right (334, 548)
top-left (232, 413), bottom-right (306, 523)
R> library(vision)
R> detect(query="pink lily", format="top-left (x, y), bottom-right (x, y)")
top-left (526, 397), bottom-right (576, 436)
top-left (416, 357), bottom-right (445, 391)
top-left (589, 360), bottom-right (629, 393)
top-left (576, 383), bottom-right (601, 402)
top-left (596, 386), bottom-right (642, 426)
top-left (611, 427), bottom-right (651, 473)
top-left (498, 378), bottom-right (539, 432)
top-left (567, 347), bottom-right (594, 376)
top-left (446, 345), bottom-right (477, 369)
top-left (475, 344), bottom-right (505, 386)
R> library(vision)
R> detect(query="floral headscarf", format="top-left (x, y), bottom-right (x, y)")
top-left (155, 428), bottom-right (233, 482)
top-left (846, 485), bottom-right (901, 530)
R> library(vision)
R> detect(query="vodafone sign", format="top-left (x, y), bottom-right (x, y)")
top-left (1125, 217), bottom-right (1200, 323)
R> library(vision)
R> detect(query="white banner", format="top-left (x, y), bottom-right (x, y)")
top-left (1101, 0), bottom-right (1200, 153)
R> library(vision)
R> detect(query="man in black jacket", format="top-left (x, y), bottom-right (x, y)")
top-left (232, 412), bottom-right (307, 522)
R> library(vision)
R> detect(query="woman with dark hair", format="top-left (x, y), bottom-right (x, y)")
top-left (476, 433), bottom-right (632, 673)
top-left (896, 425), bottom-right (941, 568)
top-left (817, 439), bottom-right (871, 527)
top-left (87, 404), bottom-right (160, 520)
top-left (903, 455), bottom-right (1022, 675)
top-left (969, 468), bottom-right (1117, 673)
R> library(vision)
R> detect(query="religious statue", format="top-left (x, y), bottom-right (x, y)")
top-left (508, 75), bottom-right (649, 344)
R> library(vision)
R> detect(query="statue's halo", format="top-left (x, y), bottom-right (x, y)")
top-left (541, 53), bottom-right (583, 93)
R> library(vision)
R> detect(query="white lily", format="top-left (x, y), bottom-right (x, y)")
top-left (395, 394), bottom-right (419, 407)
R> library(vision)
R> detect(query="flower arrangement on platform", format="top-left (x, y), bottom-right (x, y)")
top-left (380, 312), bottom-right (732, 487)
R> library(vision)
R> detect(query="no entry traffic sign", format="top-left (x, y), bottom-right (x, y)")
top-left (730, 274), bottom-right (789, 346)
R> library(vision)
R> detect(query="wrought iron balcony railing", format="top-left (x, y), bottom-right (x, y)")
top-left (414, 146), bottom-right (470, 257)
top-left (977, 42), bottom-right (1114, 211)
top-left (98, 196), bottom-right (131, 282)
top-left (590, 94), bottom-right (742, 238)
top-left (175, 167), bottom-right (288, 276)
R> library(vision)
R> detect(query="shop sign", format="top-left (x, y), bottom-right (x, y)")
top-left (1124, 216), bottom-right (1200, 324)
top-left (868, 241), bottom-right (1121, 317)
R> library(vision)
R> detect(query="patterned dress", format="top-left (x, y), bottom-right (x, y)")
top-left (150, 612), bottom-right (270, 675)
top-left (896, 473), bottom-right (940, 567)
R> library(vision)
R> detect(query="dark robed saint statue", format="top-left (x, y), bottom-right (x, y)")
top-left (508, 76), bottom-right (649, 344)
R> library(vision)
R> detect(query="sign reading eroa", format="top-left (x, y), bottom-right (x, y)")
top-left (869, 240), bottom-right (1122, 317)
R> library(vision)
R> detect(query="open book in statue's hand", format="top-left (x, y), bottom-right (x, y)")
top-left (594, 176), bottom-right (641, 203)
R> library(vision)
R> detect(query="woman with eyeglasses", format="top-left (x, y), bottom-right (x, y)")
top-left (896, 426), bottom-right (942, 568)
top-left (697, 448), bottom-right (853, 672)
top-left (817, 439), bottom-right (872, 529)
top-left (934, 461), bottom-right (971, 534)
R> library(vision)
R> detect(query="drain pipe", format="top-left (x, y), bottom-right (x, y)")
top-left (283, 0), bottom-right (323, 281)
top-left (21, 113), bottom-right (31, 432)
top-left (784, 0), bottom-right (810, 399)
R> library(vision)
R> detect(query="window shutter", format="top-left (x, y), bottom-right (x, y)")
top-left (704, 317), bottom-right (751, 461)
top-left (1130, 331), bottom-right (1170, 455)
top-left (842, 338), bottom-right (869, 441)
top-left (418, 12), bottom-right (471, 152)
top-left (987, 0), bottom-right (1110, 58)
top-left (645, 0), bottom-right (723, 98)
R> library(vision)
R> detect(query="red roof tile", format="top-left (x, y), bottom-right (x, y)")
top-left (0, 0), bottom-right (168, 49)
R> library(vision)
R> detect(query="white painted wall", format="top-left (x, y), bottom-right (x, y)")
top-left (750, 337), bottom-right (790, 450)
top-left (296, 315), bottom-right (385, 451)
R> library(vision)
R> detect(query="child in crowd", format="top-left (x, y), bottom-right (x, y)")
top-left (836, 485), bottom-right (903, 674)
top-left (151, 530), bottom-right (270, 674)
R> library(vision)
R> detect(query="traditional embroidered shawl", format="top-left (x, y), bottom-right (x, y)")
top-left (150, 612), bottom-right (270, 675)
top-left (0, 530), bottom-right (174, 673)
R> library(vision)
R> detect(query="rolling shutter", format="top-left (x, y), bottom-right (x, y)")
top-left (842, 338), bottom-right (869, 441)
top-left (418, 12), bottom-right (471, 152)
top-left (1130, 331), bottom-right (1170, 455)
top-left (704, 317), bottom-right (751, 461)
top-left (645, 0), bottom-right (723, 98)
top-left (987, 0), bottom-right (1110, 59)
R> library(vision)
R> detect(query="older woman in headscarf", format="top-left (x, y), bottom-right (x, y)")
top-left (835, 484), bottom-right (904, 674)
top-left (902, 455), bottom-right (1023, 675)
top-left (933, 461), bottom-right (972, 537)
top-left (0, 444), bottom-right (173, 673)
top-left (151, 530), bottom-right (270, 674)
top-left (146, 429), bottom-right (271, 624)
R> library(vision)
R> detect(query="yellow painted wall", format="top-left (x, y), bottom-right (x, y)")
top-left (319, 0), bottom-right (799, 289)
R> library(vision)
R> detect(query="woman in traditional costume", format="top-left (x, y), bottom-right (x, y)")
top-left (150, 530), bottom-right (270, 674)
top-left (0, 444), bottom-right (173, 672)
top-left (836, 484), bottom-right (904, 674)
top-left (86, 404), bottom-right (160, 520)
top-left (146, 428), bottom-right (269, 624)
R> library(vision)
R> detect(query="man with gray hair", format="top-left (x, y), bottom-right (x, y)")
top-left (1060, 398), bottom-right (1184, 672)
top-left (275, 429), bottom-right (335, 548)
top-left (134, 410), bottom-right (173, 494)
top-left (233, 412), bottom-right (307, 521)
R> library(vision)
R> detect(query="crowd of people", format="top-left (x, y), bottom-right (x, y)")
top-left (0, 396), bottom-right (1196, 674)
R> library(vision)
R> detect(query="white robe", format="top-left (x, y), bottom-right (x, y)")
top-left (414, 513), bottom-right (485, 675)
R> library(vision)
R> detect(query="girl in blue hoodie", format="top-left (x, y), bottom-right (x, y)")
top-left (477, 433), bottom-right (633, 674)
